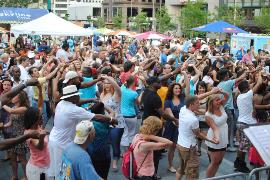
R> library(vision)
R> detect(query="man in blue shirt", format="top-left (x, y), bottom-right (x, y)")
top-left (160, 48), bottom-right (170, 65)
top-left (217, 68), bottom-right (246, 151)
top-left (79, 67), bottom-right (98, 108)
top-left (59, 120), bottom-right (101, 180)
top-left (236, 46), bottom-right (246, 60)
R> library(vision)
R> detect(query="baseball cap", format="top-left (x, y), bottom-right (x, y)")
top-left (74, 120), bottom-right (94, 144)
top-left (63, 71), bottom-right (79, 84)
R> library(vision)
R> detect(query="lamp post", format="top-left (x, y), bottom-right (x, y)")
top-left (152, 0), bottom-right (156, 31)
top-left (47, 0), bottom-right (51, 12)
top-left (106, 0), bottom-right (114, 28)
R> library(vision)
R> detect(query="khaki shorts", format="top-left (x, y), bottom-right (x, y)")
top-left (177, 145), bottom-right (200, 180)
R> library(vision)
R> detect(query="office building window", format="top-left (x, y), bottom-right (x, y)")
top-left (127, 7), bottom-right (138, 17)
top-left (56, 4), bottom-right (67, 8)
top-left (93, 7), bottom-right (101, 17)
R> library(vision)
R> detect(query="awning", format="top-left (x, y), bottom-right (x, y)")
top-left (0, 7), bottom-right (48, 24)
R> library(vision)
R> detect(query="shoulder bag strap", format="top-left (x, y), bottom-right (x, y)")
top-left (135, 141), bottom-right (150, 173)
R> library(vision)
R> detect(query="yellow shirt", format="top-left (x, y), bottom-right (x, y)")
top-left (157, 86), bottom-right (168, 108)
top-left (33, 77), bottom-right (46, 100)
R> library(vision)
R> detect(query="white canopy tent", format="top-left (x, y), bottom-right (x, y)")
top-left (11, 13), bottom-right (92, 36)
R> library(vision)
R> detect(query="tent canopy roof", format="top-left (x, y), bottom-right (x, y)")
top-left (192, 21), bottom-right (247, 34)
top-left (11, 12), bottom-right (90, 36)
top-left (0, 7), bottom-right (48, 24)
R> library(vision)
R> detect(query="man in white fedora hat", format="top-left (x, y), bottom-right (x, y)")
top-left (55, 70), bottom-right (102, 103)
top-left (59, 120), bottom-right (101, 180)
top-left (48, 85), bottom-right (117, 179)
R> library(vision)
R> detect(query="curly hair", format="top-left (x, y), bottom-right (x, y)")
top-left (139, 116), bottom-right (162, 135)
top-left (17, 91), bottom-right (30, 108)
top-left (166, 83), bottom-right (183, 100)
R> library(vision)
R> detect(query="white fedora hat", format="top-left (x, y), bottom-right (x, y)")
top-left (60, 85), bottom-right (81, 100)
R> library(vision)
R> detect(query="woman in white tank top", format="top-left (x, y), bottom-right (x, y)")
top-left (204, 91), bottom-right (229, 178)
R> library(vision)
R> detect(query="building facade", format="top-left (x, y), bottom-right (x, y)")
top-left (102, 0), bottom-right (165, 24)
top-left (68, 0), bottom-right (103, 21)
top-left (165, 0), bottom-right (219, 35)
top-left (220, 0), bottom-right (270, 28)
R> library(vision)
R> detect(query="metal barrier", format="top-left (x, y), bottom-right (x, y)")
top-left (202, 166), bottom-right (270, 180)
top-left (202, 172), bottom-right (246, 180)
top-left (248, 166), bottom-right (270, 180)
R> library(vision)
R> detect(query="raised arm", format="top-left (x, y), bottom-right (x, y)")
top-left (0, 78), bottom-right (38, 106)
top-left (2, 105), bottom-right (27, 114)
top-left (101, 75), bottom-right (121, 100)
top-left (45, 64), bottom-right (61, 80)
top-left (80, 77), bottom-right (102, 89)
top-left (182, 71), bottom-right (190, 98)
top-left (160, 67), bottom-right (181, 82)
top-left (139, 135), bottom-right (173, 152)
top-left (0, 130), bottom-right (40, 151)
top-left (190, 64), bottom-right (201, 83)
top-left (37, 84), bottom-right (44, 113)
top-left (252, 72), bottom-right (263, 94)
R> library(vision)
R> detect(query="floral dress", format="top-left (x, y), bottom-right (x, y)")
top-left (8, 113), bottom-right (28, 154)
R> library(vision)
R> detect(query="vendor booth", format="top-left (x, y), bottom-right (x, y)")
top-left (230, 33), bottom-right (270, 56)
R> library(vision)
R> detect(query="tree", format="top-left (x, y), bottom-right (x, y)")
top-left (132, 12), bottom-right (150, 32)
top-left (255, 7), bottom-right (270, 33)
top-left (95, 17), bottom-right (106, 28)
top-left (179, 0), bottom-right (209, 37)
top-left (112, 13), bottom-right (125, 29)
top-left (156, 7), bottom-right (174, 33)
top-left (0, 0), bottom-right (38, 7)
top-left (212, 5), bottom-right (245, 26)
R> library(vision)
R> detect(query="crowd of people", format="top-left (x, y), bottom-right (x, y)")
top-left (0, 35), bottom-right (269, 180)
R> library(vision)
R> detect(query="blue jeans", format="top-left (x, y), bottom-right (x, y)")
top-left (32, 99), bottom-right (48, 126)
top-left (109, 128), bottom-right (124, 160)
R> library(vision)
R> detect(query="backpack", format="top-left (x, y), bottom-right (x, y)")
top-left (121, 138), bottom-right (149, 180)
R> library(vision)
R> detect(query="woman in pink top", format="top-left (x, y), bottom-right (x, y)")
top-left (24, 107), bottom-right (49, 180)
top-left (132, 116), bottom-right (173, 179)
top-left (24, 84), bottom-right (50, 180)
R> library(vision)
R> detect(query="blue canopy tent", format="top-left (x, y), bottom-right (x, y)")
top-left (192, 21), bottom-right (248, 33)
top-left (0, 7), bottom-right (48, 24)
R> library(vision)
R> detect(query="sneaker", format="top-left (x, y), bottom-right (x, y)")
top-left (235, 165), bottom-right (250, 173)
top-left (235, 159), bottom-right (250, 173)
top-left (234, 157), bottom-right (241, 169)
top-left (227, 146), bottom-right (237, 152)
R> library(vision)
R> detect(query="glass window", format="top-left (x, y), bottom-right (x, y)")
top-left (93, 7), bottom-right (101, 17)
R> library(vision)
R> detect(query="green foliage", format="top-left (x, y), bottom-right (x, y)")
top-left (156, 6), bottom-right (174, 33)
top-left (179, 0), bottom-right (209, 37)
top-left (255, 7), bottom-right (270, 33)
top-left (132, 12), bottom-right (150, 32)
top-left (95, 17), bottom-right (106, 28)
top-left (112, 13), bottom-right (125, 29)
top-left (0, 0), bottom-right (38, 7)
top-left (213, 5), bottom-right (245, 26)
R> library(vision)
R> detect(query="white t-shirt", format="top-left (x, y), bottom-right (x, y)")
top-left (18, 64), bottom-right (29, 81)
top-left (49, 100), bottom-right (95, 146)
top-left (202, 75), bottom-right (214, 85)
top-left (177, 106), bottom-right (199, 148)
top-left (56, 49), bottom-right (70, 62)
top-left (237, 90), bottom-right (256, 124)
